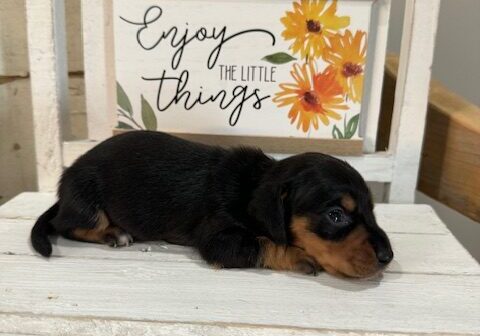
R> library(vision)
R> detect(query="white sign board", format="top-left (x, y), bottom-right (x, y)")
top-left (114, 0), bottom-right (373, 143)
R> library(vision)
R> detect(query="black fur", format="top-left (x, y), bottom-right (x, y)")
top-left (30, 131), bottom-right (392, 272)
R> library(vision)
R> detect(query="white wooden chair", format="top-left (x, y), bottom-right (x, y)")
top-left (27, 0), bottom-right (435, 204)
top-left (1, 1), bottom-right (479, 335)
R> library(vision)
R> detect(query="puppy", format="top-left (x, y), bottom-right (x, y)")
top-left (31, 131), bottom-right (393, 278)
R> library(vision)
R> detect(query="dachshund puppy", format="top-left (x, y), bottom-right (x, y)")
top-left (31, 131), bottom-right (393, 278)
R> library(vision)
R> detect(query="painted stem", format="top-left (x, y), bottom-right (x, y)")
top-left (117, 109), bottom-right (143, 129)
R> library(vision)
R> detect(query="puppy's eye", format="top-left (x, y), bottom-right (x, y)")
top-left (327, 207), bottom-right (349, 225)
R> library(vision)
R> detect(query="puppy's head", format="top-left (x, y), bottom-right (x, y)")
top-left (249, 153), bottom-right (393, 278)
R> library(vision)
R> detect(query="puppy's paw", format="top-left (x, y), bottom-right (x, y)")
top-left (259, 238), bottom-right (320, 276)
top-left (290, 247), bottom-right (320, 276)
top-left (105, 230), bottom-right (134, 248)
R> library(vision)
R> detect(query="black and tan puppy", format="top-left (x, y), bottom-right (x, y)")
top-left (31, 131), bottom-right (393, 278)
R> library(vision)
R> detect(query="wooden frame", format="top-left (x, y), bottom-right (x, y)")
top-left (361, 0), bottom-right (391, 153)
top-left (419, 86), bottom-right (480, 222)
top-left (113, 129), bottom-right (363, 156)
top-left (26, 0), bottom-right (441, 203)
top-left (387, 0), bottom-right (441, 202)
top-left (381, 55), bottom-right (480, 222)
top-left (26, 0), bottom-right (69, 192)
top-left (81, 0), bottom-right (116, 140)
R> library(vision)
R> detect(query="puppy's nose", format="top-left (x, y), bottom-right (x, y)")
top-left (376, 249), bottom-right (393, 265)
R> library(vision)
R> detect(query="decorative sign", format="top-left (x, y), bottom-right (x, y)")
top-left (114, 0), bottom-right (373, 148)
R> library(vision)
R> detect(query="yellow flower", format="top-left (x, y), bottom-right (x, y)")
top-left (273, 62), bottom-right (348, 132)
top-left (324, 29), bottom-right (367, 103)
top-left (281, 0), bottom-right (350, 60)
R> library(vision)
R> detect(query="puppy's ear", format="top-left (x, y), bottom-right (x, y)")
top-left (248, 182), bottom-right (287, 245)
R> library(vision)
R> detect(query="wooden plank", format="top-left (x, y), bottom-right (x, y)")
top-left (0, 0), bottom-right (84, 76)
top-left (81, 0), bottom-right (116, 140)
top-left (63, 140), bottom-right (394, 181)
top-left (376, 54), bottom-right (397, 151)
top-left (0, 193), bottom-right (447, 234)
top-left (25, 0), bottom-right (69, 192)
top-left (0, 315), bottom-right (428, 336)
top-left (114, 129), bottom-right (363, 156)
top-left (1, 217), bottom-right (477, 275)
top-left (387, 0), bottom-right (441, 203)
top-left (0, 193), bottom-right (56, 220)
top-left (418, 82), bottom-right (480, 222)
top-left (361, 0), bottom-right (391, 153)
top-left (380, 54), bottom-right (480, 222)
top-left (0, 75), bottom-right (87, 206)
top-left (0, 254), bottom-right (479, 334)
top-left (0, 0), bottom-right (29, 77)
top-left (0, 332), bottom-right (35, 336)
top-left (374, 203), bottom-right (449, 234)
top-left (0, 314), bottom-right (470, 336)
top-left (0, 78), bottom-right (37, 205)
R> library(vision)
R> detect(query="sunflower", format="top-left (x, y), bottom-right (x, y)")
top-left (273, 62), bottom-right (348, 132)
top-left (324, 29), bottom-right (367, 103)
top-left (280, 0), bottom-right (350, 60)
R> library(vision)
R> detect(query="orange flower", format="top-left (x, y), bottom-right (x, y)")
top-left (324, 30), bottom-right (367, 103)
top-left (281, 0), bottom-right (350, 60)
top-left (273, 62), bottom-right (349, 132)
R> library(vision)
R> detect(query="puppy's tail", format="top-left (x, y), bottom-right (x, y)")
top-left (30, 202), bottom-right (59, 257)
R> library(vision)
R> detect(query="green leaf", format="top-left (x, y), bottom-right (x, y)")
top-left (117, 121), bottom-right (134, 130)
top-left (262, 52), bottom-right (296, 65)
top-left (117, 82), bottom-right (133, 114)
top-left (345, 114), bottom-right (360, 139)
top-left (141, 95), bottom-right (158, 131)
top-left (332, 125), bottom-right (344, 139)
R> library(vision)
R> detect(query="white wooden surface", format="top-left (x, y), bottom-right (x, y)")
top-left (81, 0), bottom-right (116, 140)
top-left (1, 193), bottom-right (479, 336)
top-left (387, 0), bottom-right (441, 203)
top-left (25, 0), bottom-right (69, 192)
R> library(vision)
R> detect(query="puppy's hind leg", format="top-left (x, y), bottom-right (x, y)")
top-left (52, 170), bottom-right (133, 248)
top-left (66, 211), bottom-right (133, 248)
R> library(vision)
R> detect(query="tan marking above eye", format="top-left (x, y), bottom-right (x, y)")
top-left (341, 194), bottom-right (357, 212)
top-left (290, 216), bottom-right (378, 278)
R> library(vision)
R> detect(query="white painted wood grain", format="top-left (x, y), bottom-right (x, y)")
top-left (0, 193), bottom-right (449, 234)
top-left (1, 218), bottom-right (477, 275)
top-left (25, 0), bottom-right (69, 192)
top-left (361, 0), bottom-right (391, 153)
top-left (0, 79), bottom-right (37, 205)
top-left (1, 314), bottom-right (462, 336)
top-left (0, 254), bottom-right (479, 334)
top-left (81, 0), bottom-right (116, 140)
top-left (63, 140), bottom-right (395, 182)
top-left (0, 314), bottom-right (427, 336)
top-left (387, 0), bottom-right (441, 202)
top-left (0, 332), bottom-right (35, 336)
top-left (0, 193), bottom-right (56, 220)
top-left (374, 203), bottom-right (449, 234)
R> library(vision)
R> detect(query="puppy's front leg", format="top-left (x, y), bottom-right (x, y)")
top-left (257, 237), bottom-right (319, 275)
top-left (197, 216), bottom-right (319, 275)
